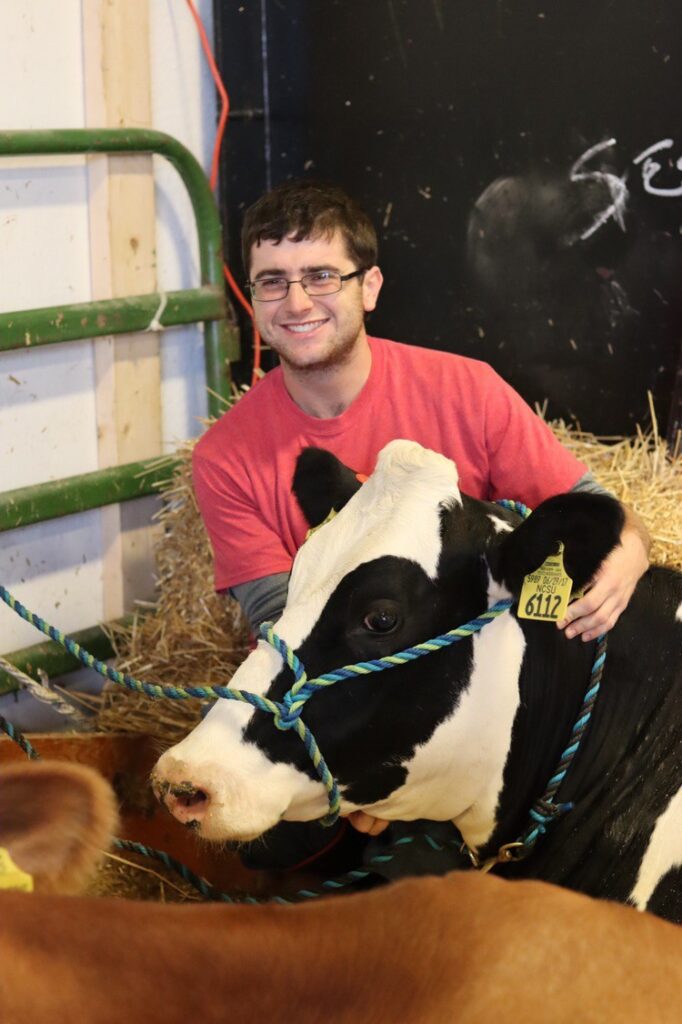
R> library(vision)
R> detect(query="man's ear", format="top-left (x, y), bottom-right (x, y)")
top-left (495, 492), bottom-right (625, 595)
top-left (292, 447), bottom-right (363, 528)
top-left (362, 265), bottom-right (383, 313)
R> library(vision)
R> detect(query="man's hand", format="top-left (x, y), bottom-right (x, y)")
top-left (346, 810), bottom-right (390, 836)
top-left (557, 507), bottom-right (650, 642)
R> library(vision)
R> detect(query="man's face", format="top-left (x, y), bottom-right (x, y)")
top-left (248, 230), bottom-right (383, 372)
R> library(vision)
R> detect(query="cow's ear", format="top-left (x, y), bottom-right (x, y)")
top-left (292, 447), bottom-right (363, 528)
top-left (495, 492), bottom-right (625, 594)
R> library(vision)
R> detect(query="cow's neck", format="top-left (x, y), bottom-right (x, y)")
top-left (352, 590), bottom-right (602, 856)
top-left (467, 614), bottom-right (600, 859)
top-left (445, 612), bottom-right (527, 849)
top-left (359, 610), bottom-right (527, 846)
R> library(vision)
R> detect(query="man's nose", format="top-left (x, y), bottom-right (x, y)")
top-left (283, 280), bottom-right (314, 314)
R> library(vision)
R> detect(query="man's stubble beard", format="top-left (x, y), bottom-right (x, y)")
top-left (266, 310), bottom-right (366, 375)
top-left (277, 332), bottom-right (359, 374)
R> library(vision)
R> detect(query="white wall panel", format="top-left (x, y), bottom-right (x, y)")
top-left (0, 342), bottom-right (98, 487)
top-left (1, 1), bottom-right (85, 130)
top-left (0, 1), bottom-right (101, 651)
top-left (0, 1), bottom-right (217, 654)
top-left (151, 0), bottom-right (217, 448)
top-left (0, 512), bottom-right (105, 652)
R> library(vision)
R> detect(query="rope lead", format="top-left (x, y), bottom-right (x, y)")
top-left (0, 498), bottom-right (605, 863)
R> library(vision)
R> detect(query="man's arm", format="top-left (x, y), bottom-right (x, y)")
top-left (228, 573), bottom-right (290, 635)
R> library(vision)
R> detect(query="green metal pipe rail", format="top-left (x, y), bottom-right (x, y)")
top-left (0, 129), bottom-right (237, 695)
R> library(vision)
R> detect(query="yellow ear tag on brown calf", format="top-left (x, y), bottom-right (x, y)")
top-left (518, 542), bottom-right (574, 623)
top-left (0, 847), bottom-right (34, 892)
top-left (304, 507), bottom-right (338, 542)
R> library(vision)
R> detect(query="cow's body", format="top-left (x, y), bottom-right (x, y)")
top-left (3, 748), bottom-right (682, 1021)
top-left (155, 441), bottom-right (682, 921)
top-left (3, 870), bottom-right (682, 1024)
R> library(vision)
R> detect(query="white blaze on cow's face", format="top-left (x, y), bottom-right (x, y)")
top-left (153, 441), bottom-right (465, 841)
top-left (284, 440), bottom-right (462, 644)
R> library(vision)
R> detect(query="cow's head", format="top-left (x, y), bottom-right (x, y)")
top-left (153, 440), bottom-right (623, 842)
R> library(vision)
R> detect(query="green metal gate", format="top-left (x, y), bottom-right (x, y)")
top-left (0, 128), bottom-right (237, 695)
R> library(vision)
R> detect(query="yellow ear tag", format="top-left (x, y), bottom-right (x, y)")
top-left (518, 542), bottom-right (574, 623)
top-left (304, 507), bottom-right (338, 542)
top-left (0, 847), bottom-right (34, 892)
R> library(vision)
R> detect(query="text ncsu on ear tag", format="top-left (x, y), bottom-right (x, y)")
top-left (518, 542), bottom-right (573, 623)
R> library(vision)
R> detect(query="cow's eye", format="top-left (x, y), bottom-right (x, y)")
top-left (363, 605), bottom-right (400, 634)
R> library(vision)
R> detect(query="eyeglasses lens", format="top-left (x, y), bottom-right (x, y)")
top-left (252, 272), bottom-right (342, 301)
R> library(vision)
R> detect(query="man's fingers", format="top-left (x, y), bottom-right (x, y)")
top-left (346, 810), bottom-right (390, 836)
top-left (557, 586), bottom-right (604, 631)
top-left (559, 592), bottom-right (622, 640)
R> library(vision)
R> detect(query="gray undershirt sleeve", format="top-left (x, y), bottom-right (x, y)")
top-left (570, 470), bottom-right (612, 498)
top-left (228, 572), bottom-right (291, 635)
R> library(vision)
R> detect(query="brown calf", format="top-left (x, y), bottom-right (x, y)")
top-left (1, 762), bottom-right (680, 1023)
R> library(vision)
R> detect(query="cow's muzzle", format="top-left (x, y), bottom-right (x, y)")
top-left (152, 776), bottom-right (209, 830)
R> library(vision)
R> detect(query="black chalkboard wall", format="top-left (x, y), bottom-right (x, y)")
top-left (216, 1), bottom-right (682, 439)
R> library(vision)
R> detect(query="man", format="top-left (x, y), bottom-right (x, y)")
top-left (193, 180), bottom-right (650, 854)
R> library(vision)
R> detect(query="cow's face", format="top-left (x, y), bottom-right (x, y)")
top-left (153, 440), bottom-right (622, 842)
top-left (153, 441), bottom-right (523, 840)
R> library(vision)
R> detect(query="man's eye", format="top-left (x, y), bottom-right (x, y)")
top-left (260, 277), bottom-right (286, 290)
top-left (363, 608), bottom-right (400, 634)
top-left (307, 271), bottom-right (334, 283)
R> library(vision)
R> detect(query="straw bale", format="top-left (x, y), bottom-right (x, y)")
top-left (96, 437), bottom-right (250, 744)
top-left (98, 416), bottom-right (680, 744)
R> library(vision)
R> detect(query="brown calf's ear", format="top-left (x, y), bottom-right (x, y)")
top-left (0, 761), bottom-right (118, 894)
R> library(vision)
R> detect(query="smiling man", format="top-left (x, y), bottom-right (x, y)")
top-left (246, 233), bottom-right (382, 415)
top-left (191, 179), bottom-right (649, 867)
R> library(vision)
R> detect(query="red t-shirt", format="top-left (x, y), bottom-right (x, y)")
top-left (193, 337), bottom-right (587, 590)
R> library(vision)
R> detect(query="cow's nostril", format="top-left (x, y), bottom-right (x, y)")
top-left (162, 783), bottom-right (211, 827)
top-left (176, 789), bottom-right (208, 811)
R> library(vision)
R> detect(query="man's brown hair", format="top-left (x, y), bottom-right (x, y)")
top-left (242, 179), bottom-right (378, 275)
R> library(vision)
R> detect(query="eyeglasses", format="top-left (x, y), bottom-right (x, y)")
top-left (247, 268), bottom-right (366, 302)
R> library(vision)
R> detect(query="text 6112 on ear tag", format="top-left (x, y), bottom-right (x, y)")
top-left (518, 543), bottom-right (573, 623)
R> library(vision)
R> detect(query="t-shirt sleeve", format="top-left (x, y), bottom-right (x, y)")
top-left (481, 366), bottom-right (588, 507)
top-left (192, 448), bottom-right (295, 591)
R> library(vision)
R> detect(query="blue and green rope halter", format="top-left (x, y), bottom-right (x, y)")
top-left (0, 496), bottom-right (605, 857)
top-left (0, 582), bottom-right (511, 826)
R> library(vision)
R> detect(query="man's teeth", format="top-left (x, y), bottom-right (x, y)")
top-left (286, 321), bottom-right (324, 333)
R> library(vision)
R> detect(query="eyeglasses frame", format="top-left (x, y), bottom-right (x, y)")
top-left (247, 267), bottom-right (367, 302)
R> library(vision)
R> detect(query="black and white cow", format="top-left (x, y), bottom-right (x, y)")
top-left (154, 440), bottom-right (682, 921)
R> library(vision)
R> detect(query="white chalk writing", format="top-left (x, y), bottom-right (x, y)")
top-left (632, 139), bottom-right (682, 198)
top-left (570, 138), bottom-right (628, 240)
top-left (567, 137), bottom-right (682, 241)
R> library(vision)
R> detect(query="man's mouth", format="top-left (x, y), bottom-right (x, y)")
top-left (280, 318), bottom-right (328, 334)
